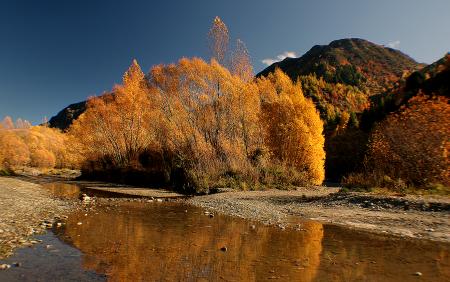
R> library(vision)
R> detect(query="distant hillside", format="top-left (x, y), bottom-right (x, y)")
top-left (361, 53), bottom-right (450, 130)
top-left (48, 101), bottom-right (86, 130)
top-left (328, 53), bottom-right (449, 181)
top-left (257, 38), bottom-right (422, 95)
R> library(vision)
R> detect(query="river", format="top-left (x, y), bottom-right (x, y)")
top-left (0, 182), bottom-right (449, 281)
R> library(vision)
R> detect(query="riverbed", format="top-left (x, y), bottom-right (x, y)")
top-left (0, 179), bottom-right (449, 281)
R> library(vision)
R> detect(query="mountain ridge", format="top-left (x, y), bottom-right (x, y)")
top-left (257, 38), bottom-right (422, 95)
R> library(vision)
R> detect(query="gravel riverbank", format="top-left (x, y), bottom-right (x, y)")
top-left (0, 177), bottom-right (76, 259)
top-left (188, 188), bottom-right (450, 243)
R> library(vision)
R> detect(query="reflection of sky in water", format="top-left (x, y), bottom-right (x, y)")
top-left (54, 202), bottom-right (449, 282)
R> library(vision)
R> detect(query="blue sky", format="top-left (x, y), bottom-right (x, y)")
top-left (1, 0), bottom-right (449, 124)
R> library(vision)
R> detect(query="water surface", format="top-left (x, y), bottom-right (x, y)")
top-left (1, 183), bottom-right (449, 281)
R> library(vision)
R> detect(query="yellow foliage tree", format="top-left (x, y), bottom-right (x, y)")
top-left (0, 130), bottom-right (30, 167)
top-left (257, 69), bottom-right (325, 185)
top-left (0, 117), bottom-right (79, 170)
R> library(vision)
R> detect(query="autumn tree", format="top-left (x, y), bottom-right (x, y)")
top-left (0, 130), bottom-right (30, 167)
top-left (25, 126), bottom-right (79, 168)
top-left (231, 39), bottom-right (254, 82)
top-left (15, 118), bottom-right (31, 129)
top-left (257, 69), bottom-right (325, 185)
top-left (208, 16), bottom-right (230, 66)
top-left (365, 94), bottom-right (449, 187)
top-left (149, 57), bottom-right (264, 191)
top-left (1, 116), bottom-right (14, 129)
top-left (69, 59), bottom-right (154, 168)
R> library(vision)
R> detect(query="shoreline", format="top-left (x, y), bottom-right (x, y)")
top-left (186, 188), bottom-right (450, 243)
top-left (1, 176), bottom-right (449, 261)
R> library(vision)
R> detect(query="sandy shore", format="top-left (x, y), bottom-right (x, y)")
top-left (188, 188), bottom-right (450, 243)
top-left (0, 177), bottom-right (75, 259)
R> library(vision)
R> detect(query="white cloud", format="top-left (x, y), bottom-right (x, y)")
top-left (261, 51), bottom-right (297, 66)
top-left (261, 58), bottom-right (277, 66)
top-left (387, 40), bottom-right (400, 49)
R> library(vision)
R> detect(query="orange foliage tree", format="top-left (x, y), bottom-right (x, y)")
top-left (70, 60), bottom-right (154, 168)
top-left (70, 58), bottom-right (326, 191)
top-left (365, 95), bottom-right (449, 187)
top-left (148, 57), bottom-right (264, 190)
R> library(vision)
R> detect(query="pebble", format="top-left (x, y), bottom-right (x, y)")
top-left (220, 246), bottom-right (228, 252)
top-left (77, 222), bottom-right (82, 225)
top-left (425, 228), bottom-right (435, 232)
top-left (0, 264), bottom-right (11, 270)
top-left (156, 199), bottom-right (163, 203)
top-left (250, 225), bottom-right (256, 230)
top-left (56, 222), bottom-right (63, 227)
top-left (82, 194), bottom-right (91, 202)
top-left (414, 272), bottom-right (422, 276)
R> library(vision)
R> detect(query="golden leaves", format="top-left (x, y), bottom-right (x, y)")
top-left (256, 70), bottom-right (325, 185)
top-left (0, 118), bottom-right (78, 169)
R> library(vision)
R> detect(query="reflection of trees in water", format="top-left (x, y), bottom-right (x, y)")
top-left (61, 203), bottom-right (323, 281)
top-left (41, 183), bottom-right (80, 199)
top-left (315, 225), bottom-right (450, 282)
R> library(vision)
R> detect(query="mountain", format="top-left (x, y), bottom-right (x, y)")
top-left (48, 101), bottom-right (86, 130)
top-left (257, 38), bottom-right (422, 95)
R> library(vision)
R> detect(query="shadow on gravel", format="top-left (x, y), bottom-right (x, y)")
top-left (265, 192), bottom-right (450, 212)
